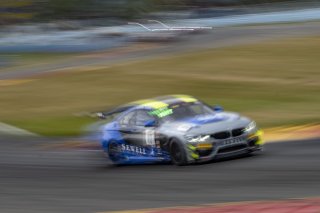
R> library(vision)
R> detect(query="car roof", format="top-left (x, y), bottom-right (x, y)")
top-left (126, 94), bottom-right (198, 110)
top-left (103, 95), bottom-right (199, 116)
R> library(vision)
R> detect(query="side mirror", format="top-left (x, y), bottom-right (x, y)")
top-left (213, 105), bottom-right (224, 112)
top-left (144, 119), bottom-right (156, 127)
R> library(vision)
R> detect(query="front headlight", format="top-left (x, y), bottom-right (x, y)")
top-left (244, 121), bottom-right (256, 132)
top-left (186, 135), bottom-right (211, 143)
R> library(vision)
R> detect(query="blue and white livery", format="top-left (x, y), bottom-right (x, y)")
top-left (98, 95), bottom-right (263, 166)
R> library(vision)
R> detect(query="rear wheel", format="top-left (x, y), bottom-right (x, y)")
top-left (108, 141), bottom-right (120, 163)
top-left (170, 139), bottom-right (188, 166)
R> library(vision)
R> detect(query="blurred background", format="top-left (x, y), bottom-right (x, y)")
top-left (0, 1), bottom-right (320, 212)
top-left (0, 0), bottom-right (319, 136)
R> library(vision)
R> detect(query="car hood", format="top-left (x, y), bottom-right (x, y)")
top-left (182, 112), bottom-right (237, 125)
top-left (160, 112), bottom-right (251, 135)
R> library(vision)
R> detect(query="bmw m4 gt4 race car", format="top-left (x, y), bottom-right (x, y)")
top-left (98, 95), bottom-right (263, 166)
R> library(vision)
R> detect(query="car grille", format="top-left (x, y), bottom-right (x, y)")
top-left (211, 131), bottom-right (230, 139)
top-left (211, 127), bottom-right (246, 140)
top-left (231, 127), bottom-right (245, 137)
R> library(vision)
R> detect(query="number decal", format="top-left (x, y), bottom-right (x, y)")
top-left (145, 129), bottom-right (155, 146)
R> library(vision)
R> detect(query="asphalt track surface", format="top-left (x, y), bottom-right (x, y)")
top-left (0, 137), bottom-right (319, 213)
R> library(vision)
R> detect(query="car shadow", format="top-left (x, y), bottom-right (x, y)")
top-left (95, 152), bottom-right (264, 171)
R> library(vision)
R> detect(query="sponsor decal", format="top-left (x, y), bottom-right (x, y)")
top-left (121, 144), bottom-right (147, 155)
top-left (148, 107), bottom-right (173, 118)
top-left (145, 129), bottom-right (156, 145)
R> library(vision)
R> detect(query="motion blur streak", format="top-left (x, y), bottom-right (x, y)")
top-left (1, 0), bottom-right (320, 213)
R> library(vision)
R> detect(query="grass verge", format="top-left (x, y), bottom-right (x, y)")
top-left (0, 36), bottom-right (319, 136)
top-left (0, 53), bottom-right (75, 73)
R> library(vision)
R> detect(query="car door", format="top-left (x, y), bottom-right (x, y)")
top-left (118, 110), bottom-right (140, 146)
top-left (134, 110), bottom-right (157, 147)
top-left (119, 109), bottom-right (156, 147)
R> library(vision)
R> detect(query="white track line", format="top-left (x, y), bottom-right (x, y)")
top-left (0, 122), bottom-right (38, 136)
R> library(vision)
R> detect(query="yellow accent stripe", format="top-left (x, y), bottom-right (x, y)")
top-left (140, 101), bottom-right (168, 109)
top-left (187, 144), bottom-right (196, 151)
top-left (132, 99), bottom-right (168, 109)
top-left (197, 143), bottom-right (213, 149)
top-left (130, 95), bottom-right (197, 110)
top-left (131, 99), bottom-right (153, 104)
top-left (187, 144), bottom-right (200, 159)
top-left (173, 95), bottom-right (197, 103)
top-left (191, 152), bottom-right (199, 159)
top-left (255, 130), bottom-right (264, 145)
top-left (249, 130), bottom-right (264, 145)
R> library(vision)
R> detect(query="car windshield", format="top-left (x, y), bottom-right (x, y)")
top-left (151, 102), bottom-right (214, 123)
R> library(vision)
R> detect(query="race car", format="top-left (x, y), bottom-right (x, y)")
top-left (98, 95), bottom-right (263, 166)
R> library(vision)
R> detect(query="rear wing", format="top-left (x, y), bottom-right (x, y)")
top-left (95, 105), bottom-right (133, 120)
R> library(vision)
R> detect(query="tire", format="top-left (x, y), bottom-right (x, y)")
top-left (108, 141), bottom-right (120, 163)
top-left (169, 139), bottom-right (188, 166)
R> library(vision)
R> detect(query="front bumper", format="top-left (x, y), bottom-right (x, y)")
top-left (186, 130), bottom-right (264, 162)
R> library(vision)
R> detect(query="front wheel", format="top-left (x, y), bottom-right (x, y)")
top-left (169, 139), bottom-right (188, 166)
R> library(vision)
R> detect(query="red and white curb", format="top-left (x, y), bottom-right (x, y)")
top-left (101, 197), bottom-right (320, 213)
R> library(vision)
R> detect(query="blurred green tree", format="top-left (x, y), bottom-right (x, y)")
top-left (0, 0), bottom-right (311, 24)
top-left (0, 0), bottom-right (34, 24)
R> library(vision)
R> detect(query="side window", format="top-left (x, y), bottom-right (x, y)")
top-left (135, 110), bottom-right (154, 126)
top-left (120, 111), bottom-right (136, 126)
